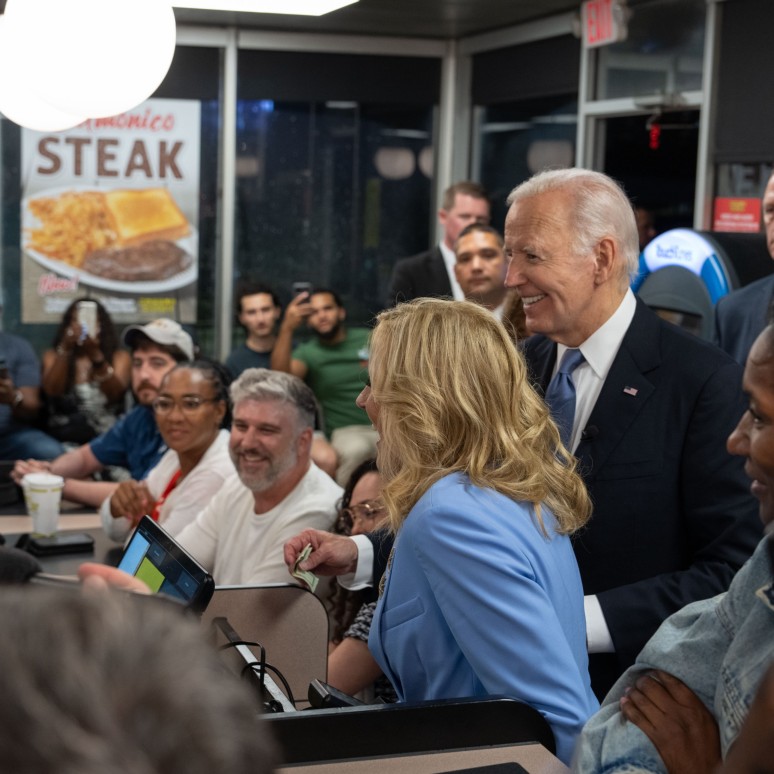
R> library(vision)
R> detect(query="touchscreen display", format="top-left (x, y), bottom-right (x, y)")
top-left (118, 517), bottom-right (214, 612)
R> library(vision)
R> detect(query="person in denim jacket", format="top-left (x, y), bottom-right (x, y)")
top-left (573, 323), bottom-right (774, 773)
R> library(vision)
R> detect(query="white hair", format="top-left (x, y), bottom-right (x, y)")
top-left (507, 168), bottom-right (640, 282)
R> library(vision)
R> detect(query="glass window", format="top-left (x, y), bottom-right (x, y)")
top-left (477, 95), bottom-right (577, 229)
top-left (594, 0), bottom-right (706, 101)
top-left (232, 99), bottom-right (435, 340)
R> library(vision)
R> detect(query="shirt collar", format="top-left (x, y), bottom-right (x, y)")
top-left (555, 289), bottom-right (636, 380)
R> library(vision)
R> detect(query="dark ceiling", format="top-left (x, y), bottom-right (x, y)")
top-left (173, 0), bottom-right (581, 40)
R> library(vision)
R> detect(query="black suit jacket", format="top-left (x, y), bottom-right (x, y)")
top-left (387, 246), bottom-right (452, 306)
top-left (524, 299), bottom-right (760, 695)
top-left (713, 273), bottom-right (774, 365)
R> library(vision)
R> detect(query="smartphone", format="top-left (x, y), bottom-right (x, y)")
top-left (292, 282), bottom-right (313, 298)
top-left (23, 532), bottom-right (95, 557)
top-left (0, 356), bottom-right (8, 379)
top-left (76, 300), bottom-right (99, 340)
top-left (308, 678), bottom-right (365, 708)
top-left (118, 516), bottom-right (214, 614)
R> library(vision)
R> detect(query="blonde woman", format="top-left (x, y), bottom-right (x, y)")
top-left (287, 299), bottom-right (598, 763)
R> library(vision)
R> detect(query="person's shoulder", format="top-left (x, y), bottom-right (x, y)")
top-left (201, 429), bottom-right (234, 466)
top-left (648, 309), bottom-right (740, 367)
top-left (224, 344), bottom-right (246, 366)
top-left (305, 462), bottom-right (344, 499)
top-left (0, 331), bottom-right (36, 357)
top-left (346, 327), bottom-right (372, 344)
top-left (393, 246), bottom-right (437, 269)
top-left (719, 273), bottom-right (774, 309)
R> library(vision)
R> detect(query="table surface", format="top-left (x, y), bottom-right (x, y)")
top-left (1, 509), bottom-right (122, 574)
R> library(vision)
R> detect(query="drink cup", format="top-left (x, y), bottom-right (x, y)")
top-left (22, 473), bottom-right (64, 536)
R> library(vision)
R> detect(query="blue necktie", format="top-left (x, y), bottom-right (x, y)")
top-left (544, 348), bottom-right (585, 448)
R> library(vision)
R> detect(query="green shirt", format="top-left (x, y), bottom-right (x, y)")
top-left (293, 327), bottom-right (371, 435)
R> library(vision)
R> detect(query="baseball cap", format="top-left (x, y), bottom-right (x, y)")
top-left (122, 319), bottom-right (194, 361)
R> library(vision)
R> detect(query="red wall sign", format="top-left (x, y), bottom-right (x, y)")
top-left (713, 197), bottom-right (761, 233)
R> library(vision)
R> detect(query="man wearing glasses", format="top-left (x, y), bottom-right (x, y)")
top-left (12, 319), bottom-right (192, 507)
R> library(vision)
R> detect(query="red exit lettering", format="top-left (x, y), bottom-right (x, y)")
top-left (583, 0), bottom-right (623, 48)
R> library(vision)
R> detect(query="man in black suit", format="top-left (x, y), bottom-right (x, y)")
top-left (505, 168), bottom-right (760, 699)
top-left (714, 169), bottom-right (774, 365)
top-left (386, 181), bottom-right (490, 305)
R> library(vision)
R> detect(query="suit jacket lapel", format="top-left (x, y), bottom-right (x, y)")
top-left (575, 300), bottom-right (658, 477)
top-left (425, 246), bottom-right (453, 296)
top-left (522, 334), bottom-right (557, 394)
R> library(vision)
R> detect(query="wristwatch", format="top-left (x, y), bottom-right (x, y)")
top-left (12, 389), bottom-right (23, 408)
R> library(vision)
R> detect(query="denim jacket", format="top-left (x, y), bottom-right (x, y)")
top-left (573, 536), bottom-right (774, 773)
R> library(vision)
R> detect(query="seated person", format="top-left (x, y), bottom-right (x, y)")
top-left (175, 368), bottom-right (342, 585)
top-left (225, 280), bottom-right (281, 377)
top-left (327, 458), bottom-right (396, 702)
top-left (101, 360), bottom-right (234, 542)
top-left (41, 298), bottom-right (132, 446)
top-left (0, 331), bottom-right (63, 461)
top-left (13, 319), bottom-right (192, 507)
top-left (271, 288), bottom-right (376, 486)
top-left (573, 323), bottom-right (774, 773)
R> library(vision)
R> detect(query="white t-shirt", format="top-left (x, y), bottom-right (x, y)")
top-left (176, 462), bottom-right (342, 586)
top-left (100, 429), bottom-right (234, 542)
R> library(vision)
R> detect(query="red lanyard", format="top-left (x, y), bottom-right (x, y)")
top-left (150, 469), bottom-right (182, 522)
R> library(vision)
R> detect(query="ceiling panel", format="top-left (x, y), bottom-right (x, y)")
top-left (173, 0), bottom-right (581, 40)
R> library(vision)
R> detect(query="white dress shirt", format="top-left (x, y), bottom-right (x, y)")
top-left (551, 289), bottom-right (637, 653)
top-left (439, 241), bottom-right (465, 300)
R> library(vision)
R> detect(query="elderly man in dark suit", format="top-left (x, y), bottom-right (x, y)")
top-left (714, 170), bottom-right (774, 365)
top-left (505, 168), bottom-right (760, 699)
top-left (386, 181), bottom-right (490, 305)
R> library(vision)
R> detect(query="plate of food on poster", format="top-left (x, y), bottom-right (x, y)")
top-left (22, 185), bottom-right (198, 294)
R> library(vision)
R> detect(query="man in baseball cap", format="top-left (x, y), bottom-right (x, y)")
top-left (13, 319), bottom-right (193, 508)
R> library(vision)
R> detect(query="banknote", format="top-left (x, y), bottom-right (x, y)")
top-left (292, 543), bottom-right (319, 592)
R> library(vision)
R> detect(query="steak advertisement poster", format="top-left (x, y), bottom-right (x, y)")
top-left (20, 98), bottom-right (201, 324)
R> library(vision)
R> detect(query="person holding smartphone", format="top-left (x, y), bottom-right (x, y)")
top-left (41, 298), bottom-right (132, 446)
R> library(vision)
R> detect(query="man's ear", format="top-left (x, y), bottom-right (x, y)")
top-left (297, 426), bottom-right (313, 456)
top-left (338, 306), bottom-right (346, 322)
top-left (593, 237), bottom-right (618, 285)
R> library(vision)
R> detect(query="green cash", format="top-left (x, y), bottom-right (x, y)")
top-left (292, 543), bottom-right (319, 592)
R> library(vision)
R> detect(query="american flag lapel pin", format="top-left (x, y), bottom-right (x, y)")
top-left (623, 386), bottom-right (638, 396)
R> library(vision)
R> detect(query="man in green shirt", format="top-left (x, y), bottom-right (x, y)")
top-left (271, 288), bottom-right (376, 485)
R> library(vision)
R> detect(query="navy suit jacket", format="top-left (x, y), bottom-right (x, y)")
top-left (713, 273), bottom-right (774, 365)
top-left (387, 246), bottom-right (452, 306)
top-left (523, 299), bottom-right (761, 694)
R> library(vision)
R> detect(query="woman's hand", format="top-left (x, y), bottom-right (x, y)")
top-left (620, 669), bottom-right (721, 774)
top-left (110, 480), bottom-right (154, 523)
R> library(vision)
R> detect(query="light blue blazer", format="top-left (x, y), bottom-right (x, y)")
top-left (369, 473), bottom-right (599, 765)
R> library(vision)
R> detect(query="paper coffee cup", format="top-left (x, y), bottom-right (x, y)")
top-left (22, 473), bottom-right (65, 536)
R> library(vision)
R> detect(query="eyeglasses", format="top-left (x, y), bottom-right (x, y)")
top-left (152, 397), bottom-right (220, 415)
top-left (341, 499), bottom-right (386, 528)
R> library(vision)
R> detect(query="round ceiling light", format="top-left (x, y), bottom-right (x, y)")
top-left (0, 17), bottom-right (86, 131)
top-left (4, 0), bottom-right (177, 119)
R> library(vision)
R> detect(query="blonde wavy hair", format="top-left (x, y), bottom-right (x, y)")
top-left (370, 298), bottom-right (591, 536)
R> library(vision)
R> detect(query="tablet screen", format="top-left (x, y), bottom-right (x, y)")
top-left (118, 516), bottom-right (214, 613)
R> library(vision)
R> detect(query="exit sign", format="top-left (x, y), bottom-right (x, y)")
top-left (581, 0), bottom-right (628, 48)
